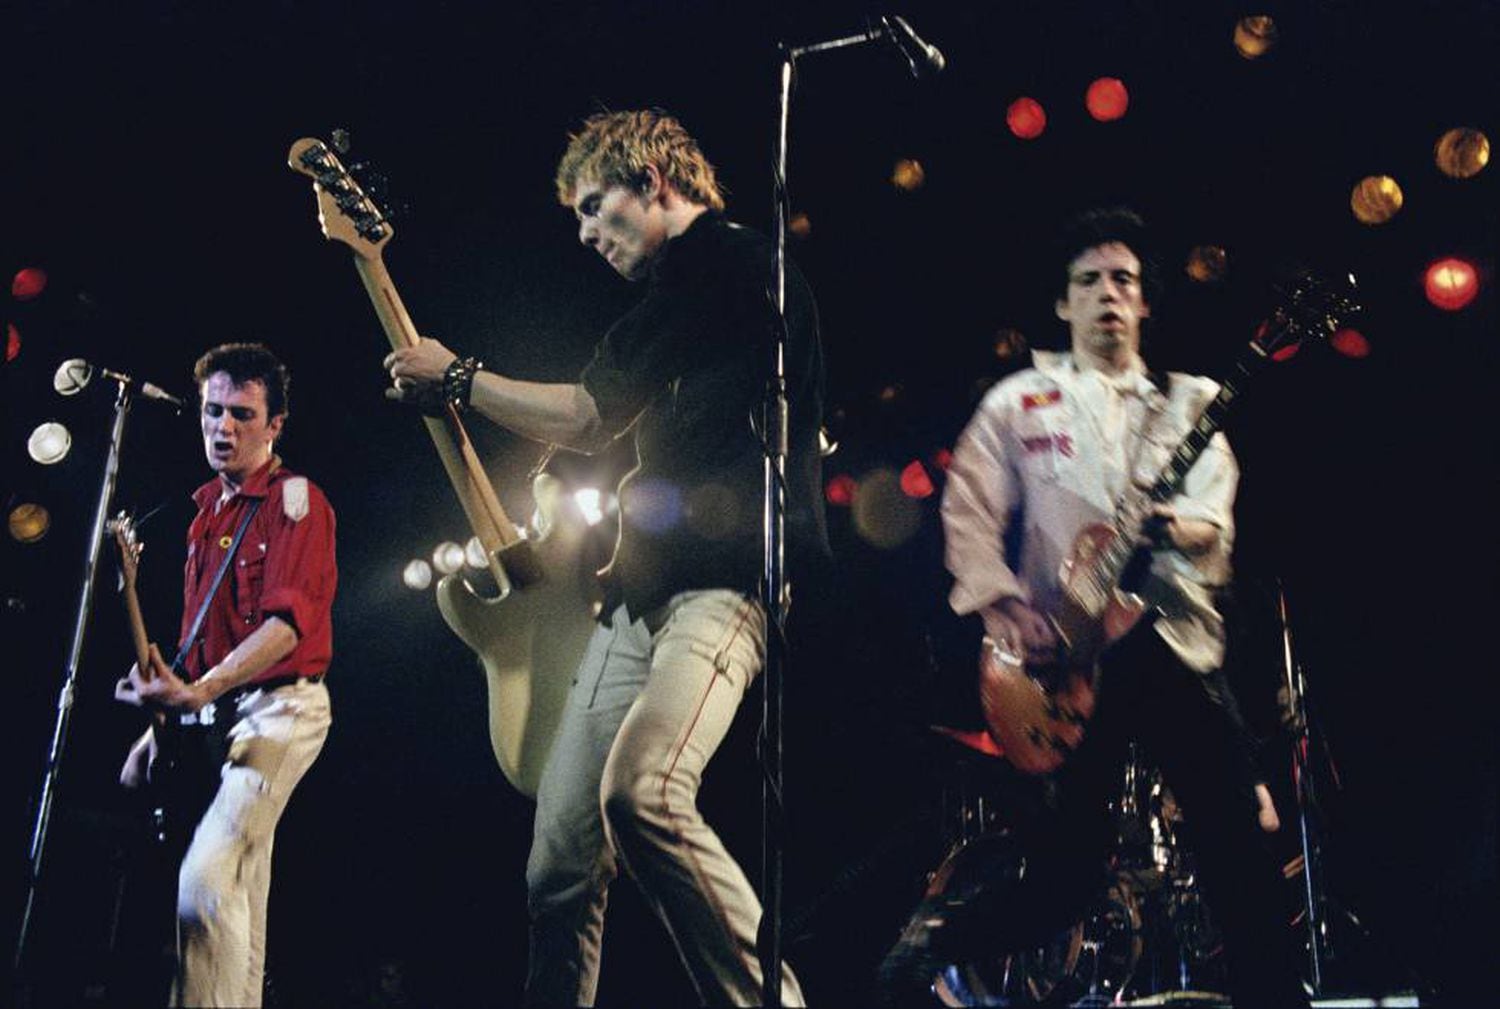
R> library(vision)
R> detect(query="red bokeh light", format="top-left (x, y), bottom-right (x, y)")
top-left (11, 267), bottom-right (47, 301)
top-left (1085, 77), bottom-right (1129, 121)
top-left (1006, 97), bottom-right (1047, 140)
top-left (1424, 257), bottom-right (1479, 311)
top-left (1330, 327), bottom-right (1370, 359)
top-left (931, 448), bottom-right (953, 472)
top-left (5, 322), bottom-right (20, 362)
top-left (900, 460), bottom-right (935, 499)
top-left (1255, 319), bottom-right (1302, 362)
top-left (825, 474), bottom-right (856, 507)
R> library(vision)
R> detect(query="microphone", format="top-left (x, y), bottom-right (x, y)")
top-left (880, 15), bottom-right (946, 78)
top-left (54, 358), bottom-right (186, 412)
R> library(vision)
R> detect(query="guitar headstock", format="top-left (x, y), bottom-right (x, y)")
top-left (1253, 271), bottom-right (1362, 361)
top-left (287, 137), bottom-right (394, 260)
top-left (108, 510), bottom-right (143, 588)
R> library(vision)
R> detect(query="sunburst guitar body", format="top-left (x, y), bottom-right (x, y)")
top-left (980, 274), bottom-right (1360, 775)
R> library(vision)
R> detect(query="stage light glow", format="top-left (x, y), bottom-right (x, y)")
top-left (788, 212), bottom-right (812, 238)
top-left (825, 474), bottom-right (856, 507)
top-left (6, 322), bottom-right (19, 362)
top-left (464, 536), bottom-right (489, 569)
top-left (8, 503), bottom-right (50, 543)
top-left (852, 469), bottom-right (922, 549)
top-left (1435, 127), bottom-right (1489, 179)
top-left (878, 384), bottom-right (903, 404)
top-left (1006, 97), bottom-right (1046, 140)
top-left (1350, 175), bottom-right (1403, 225)
top-left (993, 328), bottom-right (1027, 361)
top-left (1330, 328), bottom-right (1371, 359)
top-left (932, 448), bottom-right (953, 472)
top-left (1186, 246), bottom-right (1228, 283)
top-left (891, 158), bottom-right (926, 191)
top-left (573, 488), bottom-right (605, 526)
top-left (900, 460), bottom-right (935, 499)
top-left (402, 559), bottom-right (433, 591)
top-left (28, 421), bottom-right (71, 464)
top-left (11, 267), bottom-right (47, 301)
top-left (1233, 15), bottom-right (1278, 59)
top-left (431, 541), bottom-right (465, 576)
top-left (1085, 78), bottom-right (1128, 121)
top-left (1424, 257), bottom-right (1478, 311)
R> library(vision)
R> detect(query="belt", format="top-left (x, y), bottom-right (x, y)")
top-left (179, 673), bottom-right (324, 727)
top-left (252, 672), bottom-right (324, 693)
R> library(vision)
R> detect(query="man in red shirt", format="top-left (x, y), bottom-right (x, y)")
top-left (116, 343), bottom-right (335, 1008)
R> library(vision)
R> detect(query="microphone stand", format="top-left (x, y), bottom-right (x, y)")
top-left (15, 376), bottom-right (136, 980)
top-left (763, 20), bottom-right (918, 1006)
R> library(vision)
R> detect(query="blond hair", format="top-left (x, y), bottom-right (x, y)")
top-left (555, 109), bottom-right (725, 211)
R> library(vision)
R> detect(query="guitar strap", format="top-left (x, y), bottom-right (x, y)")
top-left (171, 497), bottom-right (263, 678)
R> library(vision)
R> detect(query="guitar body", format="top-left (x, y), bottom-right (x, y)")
top-left (969, 272), bottom-right (1358, 777)
top-left (289, 138), bottom-right (610, 796)
top-left (436, 474), bottom-right (597, 797)
top-left (979, 522), bottom-right (1148, 775)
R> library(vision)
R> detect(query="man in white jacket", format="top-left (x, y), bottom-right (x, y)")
top-left (880, 208), bottom-right (1305, 1008)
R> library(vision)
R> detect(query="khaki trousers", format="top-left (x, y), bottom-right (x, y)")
top-left (525, 589), bottom-right (803, 1006)
top-left (175, 679), bottom-right (330, 1008)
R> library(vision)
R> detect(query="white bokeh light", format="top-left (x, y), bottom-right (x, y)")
top-left (464, 535), bottom-right (489, 569)
top-left (431, 541), bottom-right (466, 576)
top-left (28, 421), bottom-right (72, 465)
top-left (573, 488), bottom-right (605, 526)
top-left (402, 559), bottom-right (433, 590)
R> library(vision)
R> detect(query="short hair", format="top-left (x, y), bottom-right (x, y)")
top-left (554, 109), bottom-right (726, 211)
top-left (1052, 207), bottom-right (1163, 306)
top-left (193, 342), bottom-right (290, 419)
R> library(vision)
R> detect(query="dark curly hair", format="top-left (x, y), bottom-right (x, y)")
top-left (193, 342), bottom-right (290, 419)
top-left (1052, 207), bottom-right (1163, 307)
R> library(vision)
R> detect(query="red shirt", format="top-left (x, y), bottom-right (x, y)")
top-left (179, 458), bottom-right (337, 684)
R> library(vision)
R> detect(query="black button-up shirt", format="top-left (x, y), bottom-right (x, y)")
top-left (580, 211), bottom-right (828, 617)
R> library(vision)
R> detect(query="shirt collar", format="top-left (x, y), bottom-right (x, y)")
top-left (1033, 350), bottom-right (1158, 398)
top-left (649, 209), bottom-right (723, 283)
top-left (192, 456), bottom-right (282, 509)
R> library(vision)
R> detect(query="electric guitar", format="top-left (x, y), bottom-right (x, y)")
top-left (980, 273), bottom-right (1360, 774)
top-left (110, 513), bottom-right (183, 844)
top-left (288, 138), bottom-right (596, 797)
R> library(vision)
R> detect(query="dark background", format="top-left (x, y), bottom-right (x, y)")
top-left (3, 1), bottom-right (1495, 1005)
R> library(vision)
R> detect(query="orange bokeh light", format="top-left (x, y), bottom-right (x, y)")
top-left (1006, 97), bottom-right (1046, 140)
top-left (1085, 77), bottom-right (1129, 122)
top-left (1425, 258), bottom-right (1478, 311)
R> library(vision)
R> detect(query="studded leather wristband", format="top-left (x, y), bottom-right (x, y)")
top-left (441, 356), bottom-right (483, 412)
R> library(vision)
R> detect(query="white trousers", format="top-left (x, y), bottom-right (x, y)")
top-left (175, 678), bottom-right (330, 1008)
top-left (525, 589), bottom-right (803, 1006)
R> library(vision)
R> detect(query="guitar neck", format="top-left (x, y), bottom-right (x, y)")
top-left (1095, 343), bottom-right (1270, 588)
top-left (350, 256), bottom-right (537, 585)
top-left (121, 576), bottom-right (154, 677)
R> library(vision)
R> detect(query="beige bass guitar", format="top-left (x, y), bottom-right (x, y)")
top-left (981, 273), bottom-right (1359, 774)
top-left (289, 138), bottom-right (596, 797)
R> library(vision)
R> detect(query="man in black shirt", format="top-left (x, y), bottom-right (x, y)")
top-left (386, 109), bottom-right (823, 1006)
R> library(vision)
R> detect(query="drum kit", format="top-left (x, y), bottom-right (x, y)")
top-left (913, 587), bottom-right (1379, 1006)
top-left (925, 742), bottom-right (1231, 1008)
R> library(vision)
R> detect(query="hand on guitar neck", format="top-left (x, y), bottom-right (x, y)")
top-left (114, 642), bottom-right (207, 713)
